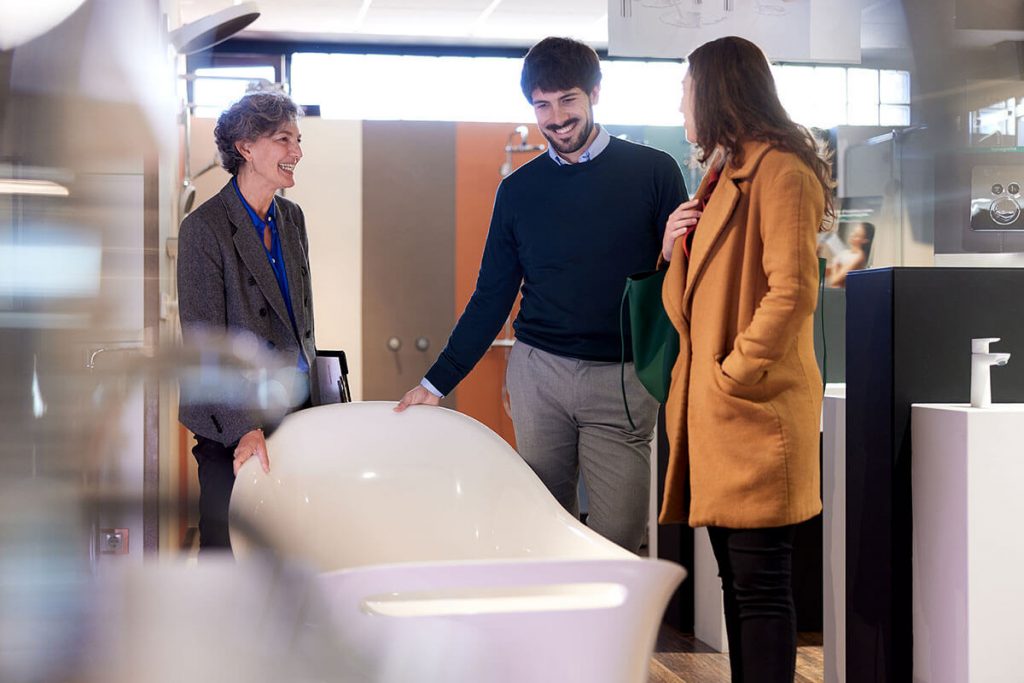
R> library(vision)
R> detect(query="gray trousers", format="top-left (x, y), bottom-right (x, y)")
top-left (505, 341), bottom-right (659, 552)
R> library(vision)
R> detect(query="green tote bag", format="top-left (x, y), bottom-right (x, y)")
top-left (619, 268), bottom-right (679, 428)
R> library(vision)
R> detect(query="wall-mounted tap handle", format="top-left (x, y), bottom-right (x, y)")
top-left (86, 345), bottom-right (144, 370)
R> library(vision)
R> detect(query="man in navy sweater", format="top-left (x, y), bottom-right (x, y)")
top-left (397, 37), bottom-right (687, 552)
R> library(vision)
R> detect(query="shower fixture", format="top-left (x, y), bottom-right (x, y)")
top-left (499, 125), bottom-right (546, 178)
top-left (505, 125), bottom-right (546, 153)
top-left (174, 3), bottom-right (262, 217)
top-left (169, 2), bottom-right (260, 56)
top-left (179, 159), bottom-right (219, 217)
top-left (507, 125), bottom-right (528, 149)
top-left (178, 75), bottom-right (275, 217)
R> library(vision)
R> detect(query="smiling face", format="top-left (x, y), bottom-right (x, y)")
top-left (236, 120), bottom-right (303, 194)
top-left (531, 86), bottom-right (599, 163)
top-left (680, 72), bottom-right (698, 144)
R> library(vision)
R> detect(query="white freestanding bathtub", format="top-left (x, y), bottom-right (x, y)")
top-left (230, 402), bottom-right (685, 683)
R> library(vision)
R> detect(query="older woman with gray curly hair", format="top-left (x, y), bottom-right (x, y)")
top-left (177, 90), bottom-right (320, 555)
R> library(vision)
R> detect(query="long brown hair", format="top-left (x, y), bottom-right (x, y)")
top-left (687, 36), bottom-right (835, 230)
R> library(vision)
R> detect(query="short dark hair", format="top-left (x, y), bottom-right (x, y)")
top-left (214, 91), bottom-right (301, 176)
top-left (520, 37), bottom-right (602, 103)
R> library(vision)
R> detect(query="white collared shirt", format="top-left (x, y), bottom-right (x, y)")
top-left (547, 124), bottom-right (610, 166)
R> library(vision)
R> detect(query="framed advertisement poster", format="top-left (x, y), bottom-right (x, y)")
top-left (819, 196), bottom-right (883, 288)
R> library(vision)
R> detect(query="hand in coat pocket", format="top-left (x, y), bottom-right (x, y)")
top-left (713, 354), bottom-right (764, 400)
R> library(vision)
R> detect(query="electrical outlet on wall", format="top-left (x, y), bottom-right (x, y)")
top-left (99, 528), bottom-right (129, 555)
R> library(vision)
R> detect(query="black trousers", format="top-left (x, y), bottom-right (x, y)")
top-left (192, 435), bottom-right (237, 555)
top-left (708, 524), bottom-right (798, 683)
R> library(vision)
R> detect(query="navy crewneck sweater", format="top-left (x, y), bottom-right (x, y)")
top-left (426, 136), bottom-right (688, 397)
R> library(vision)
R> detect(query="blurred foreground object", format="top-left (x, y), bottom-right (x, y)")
top-left (0, 0), bottom-right (87, 50)
top-left (0, 334), bottom-right (362, 682)
top-left (0, 480), bottom-right (368, 683)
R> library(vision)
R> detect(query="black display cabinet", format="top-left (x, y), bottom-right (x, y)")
top-left (845, 267), bottom-right (1024, 682)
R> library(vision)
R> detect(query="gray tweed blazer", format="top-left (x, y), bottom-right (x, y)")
top-left (177, 180), bottom-right (319, 446)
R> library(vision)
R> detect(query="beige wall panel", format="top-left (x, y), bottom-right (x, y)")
top-left (361, 121), bottom-right (456, 403)
top-left (286, 118), bottom-right (364, 400)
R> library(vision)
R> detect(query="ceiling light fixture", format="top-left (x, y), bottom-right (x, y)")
top-left (472, 0), bottom-right (504, 34)
top-left (353, 0), bottom-right (373, 32)
top-left (0, 179), bottom-right (70, 197)
top-left (478, 0), bottom-right (504, 23)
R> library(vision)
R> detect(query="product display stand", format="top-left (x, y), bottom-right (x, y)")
top-left (911, 403), bottom-right (1024, 682)
top-left (844, 267), bottom-right (1024, 682)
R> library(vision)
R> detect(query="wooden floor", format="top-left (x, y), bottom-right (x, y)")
top-left (649, 627), bottom-right (823, 683)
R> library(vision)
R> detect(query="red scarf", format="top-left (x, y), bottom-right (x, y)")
top-left (683, 166), bottom-right (722, 260)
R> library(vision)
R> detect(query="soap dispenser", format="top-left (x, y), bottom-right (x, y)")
top-left (971, 338), bottom-right (1011, 408)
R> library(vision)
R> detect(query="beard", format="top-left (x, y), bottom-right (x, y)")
top-left (542, 113), bottom-right (595, 156)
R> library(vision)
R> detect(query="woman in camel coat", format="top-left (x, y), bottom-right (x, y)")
top-left (659, 37), bottom-right (833, 682)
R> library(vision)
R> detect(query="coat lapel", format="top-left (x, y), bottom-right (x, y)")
top-left (682, 142), bottom-right (772, 317)
top-left (682, 176), bottom-right (740, 314)
top-left (663, 149), bottom-right (724, 331)
top-left (219, 182), bottom-right (294, 331)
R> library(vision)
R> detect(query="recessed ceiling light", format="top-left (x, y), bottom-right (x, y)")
top-left (0, 179), bottom-right (70, 197)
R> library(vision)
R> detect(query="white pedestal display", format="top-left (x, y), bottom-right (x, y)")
top-left (822, 384), bottom-right (846, 683)
top-left (912, 403), bottom-right (1024, 683)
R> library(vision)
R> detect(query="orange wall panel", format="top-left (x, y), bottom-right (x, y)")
top-left (454, 122), bottom-right (545, 446)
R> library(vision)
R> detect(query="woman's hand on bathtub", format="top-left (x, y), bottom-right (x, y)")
top-left (394, 385), bottom-right (441, 413)
top-left (233, 428), bottom-right (269, 475)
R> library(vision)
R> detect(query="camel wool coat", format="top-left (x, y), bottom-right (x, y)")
top-left (660, 141), bottom-right (824, 528)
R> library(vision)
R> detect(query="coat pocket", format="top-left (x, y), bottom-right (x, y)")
top-left (713, 355), bottom-right (764, 402)
top-left (696, 371), bottom-right (788, 493)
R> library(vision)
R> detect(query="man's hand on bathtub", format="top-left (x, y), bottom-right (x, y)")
top-left (233, 428), bottom-right (270, 475)
top-left (394, 385), bottom-right (441, 413)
